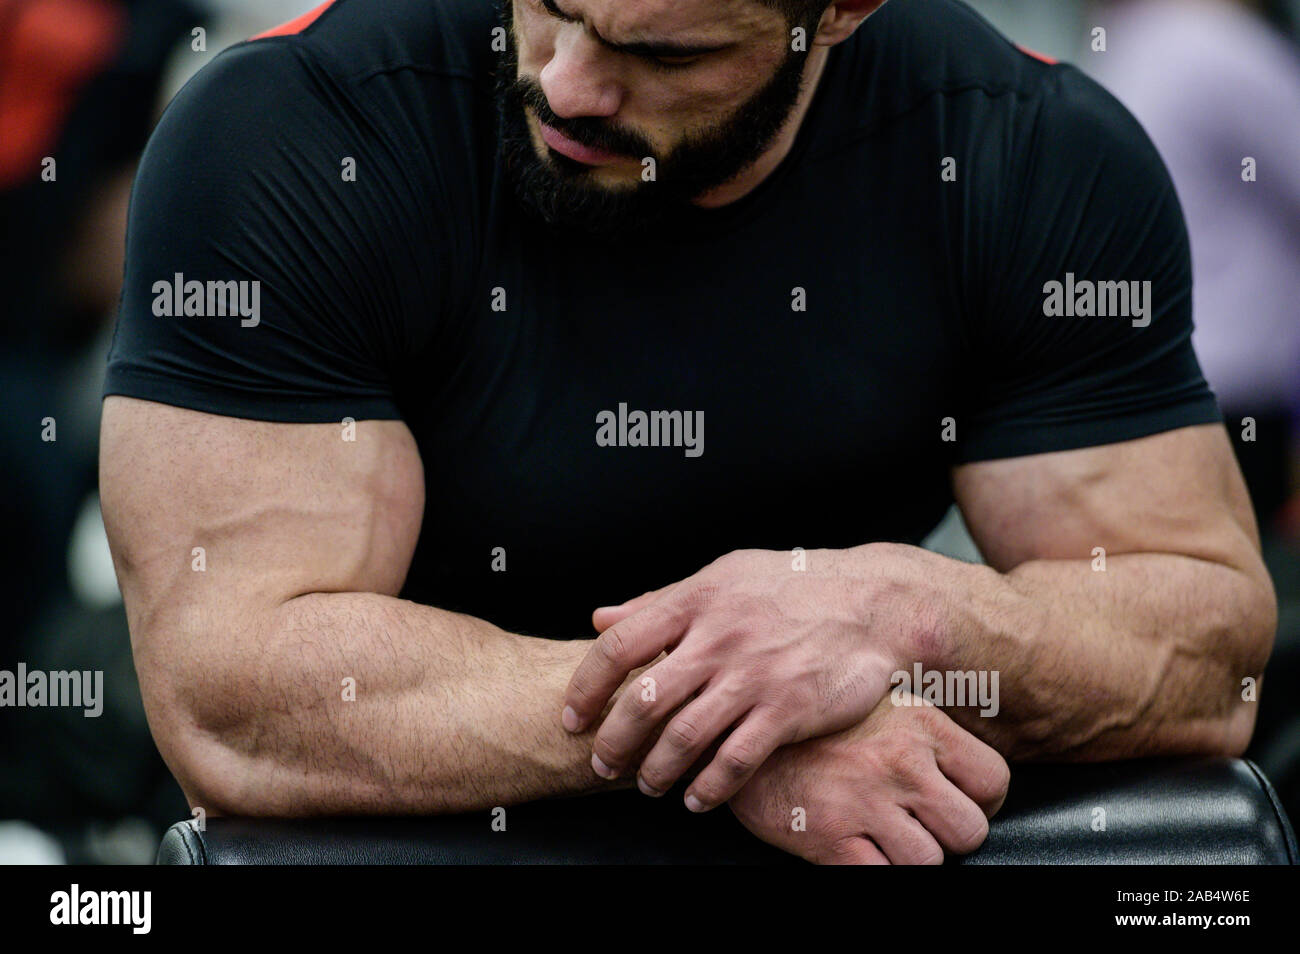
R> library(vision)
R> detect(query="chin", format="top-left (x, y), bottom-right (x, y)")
top-left (580, 165), bottom-right (644, 191)
top-left (537, 148), bottom-right (641, 192)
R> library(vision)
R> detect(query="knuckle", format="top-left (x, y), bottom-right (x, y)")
top-left (591, 734), bottom-right (621, 763)
top-left (682, 580), bottom-right (721, 611)
top-left (824, 839), bottom-right (858, 865)
top-left (719, 737), bottom-right (764, 779)
top-left (765, 695), bottom-right (801, 730)
top-left (890, 822), bottom-right (944, 866)
top-left (913, 842), bottom-right (945, 866)
top-left (951, 814), bottom-right (989, 855)
top-left (976, 756), bottom-right (1012, 809)
top-left (711, 625), bottom-right (745, 651)
top-left (988, 756), bottom-right (1012, 796)
top-left (592, 746), bottom-right (622, 772)
top-left (665, 716), bottom-right (703, 751)
top-left (912, 701), bottom-right (943, 728)
top-left (822, 835), bottom-right (870, 866)
top-left (638, 762), bottom-right (669, 792)
top-left (597, 626), bottom-right (630, 666)
top-left (720, 751), bottom-right (756, 780)
top-left (883, 742), bottom-right (930, 788)
top-left (566, 675), bottom-right (597, 706)
top-left (709, 551), bottom-right (741, 571)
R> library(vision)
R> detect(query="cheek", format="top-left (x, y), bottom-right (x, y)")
top-left (637, 70), bottom-right (754, 144)
top-left (650, 42), bottom-right (784, 133)
top-left (511, 0), bottom-right (557, 74)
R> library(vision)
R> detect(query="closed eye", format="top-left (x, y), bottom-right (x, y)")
top-left (539, 0), bottom-right (577, 22)
top-left (537, 0), bottom-right (722, 67)
top-left (646, 55), bottom-right (701, 71)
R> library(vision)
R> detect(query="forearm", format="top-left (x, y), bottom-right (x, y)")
top-left (174, 592), bottom-right (629, 816)
top-left (905, 548), bottom-right (1275, 761)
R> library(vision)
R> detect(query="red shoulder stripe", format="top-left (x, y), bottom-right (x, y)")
top-left (251, 0), bottom-right (337, 40)
top-left (1016, 44), bottom-right (1058, 65)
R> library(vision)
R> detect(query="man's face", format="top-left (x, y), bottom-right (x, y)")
top-left (498, 0), bottom-right (815, 233)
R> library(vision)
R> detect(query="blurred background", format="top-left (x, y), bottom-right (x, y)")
top-left (0, 0), bottom-right (1297, 863)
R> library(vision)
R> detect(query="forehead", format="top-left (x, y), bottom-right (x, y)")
top-left (569, 0), bottom-right (780, 39)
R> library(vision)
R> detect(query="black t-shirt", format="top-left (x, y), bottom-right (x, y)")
top-left (104, 0), bottom-right (1222, 639)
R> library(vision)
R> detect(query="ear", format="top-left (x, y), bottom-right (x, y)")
top-left (812, 0), bottom-right (890, 46)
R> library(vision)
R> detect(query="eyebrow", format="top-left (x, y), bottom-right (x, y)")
top-left (540, 0), bottom-right (731, 57)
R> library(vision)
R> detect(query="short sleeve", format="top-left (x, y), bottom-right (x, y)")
top-left (104, 38), bottom-right (442, 423)
top-left (955, 65), bottom-right (1222, 463)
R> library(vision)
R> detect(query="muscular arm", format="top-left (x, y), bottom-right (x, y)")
top-left (931, 423), bottom-right (1277, 760)
top-left (100, 396), bottom-right (630, 816)
top-left (558, 424), bottom-right (1276, 811)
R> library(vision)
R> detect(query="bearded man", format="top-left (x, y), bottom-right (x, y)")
top-left (100, 0), bottom-right (1275, 864)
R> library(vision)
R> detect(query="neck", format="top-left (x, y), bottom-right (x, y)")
top-left (691, 45), bottom-right (832, 209)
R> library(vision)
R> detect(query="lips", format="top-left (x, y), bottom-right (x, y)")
top-left (538, 121), bottom-right (626, 165)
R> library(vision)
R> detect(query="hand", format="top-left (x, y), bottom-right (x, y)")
top-left (562, 544), bottom-right (948, 811)
top-left (729, 693), bottom-right (1010, 864)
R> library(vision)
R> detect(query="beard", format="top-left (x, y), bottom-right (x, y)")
top-left (494, 4), bottom-right (813, 236)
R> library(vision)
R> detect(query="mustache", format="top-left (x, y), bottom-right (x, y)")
top-left (511, 76), bottom-right (655, 161)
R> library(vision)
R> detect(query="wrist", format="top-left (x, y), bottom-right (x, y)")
top-left (850, 542), bottom-right (982, 672)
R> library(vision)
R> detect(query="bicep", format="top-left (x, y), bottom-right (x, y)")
top-left (952, 424), bottom-right (1260, 574)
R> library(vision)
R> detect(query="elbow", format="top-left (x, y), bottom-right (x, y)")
top-left (132, 602), bottom-right (283, 816)
top-left (152, 699), bottom-right (257, 818)
top-left (1214, 705), bottom-right (1258, 760)
top-left (1165, 570), bottom-right (1276, 761)
top-left (1211, 571), bottom-right (1277, 759)
top-left (140, 658), bottom-right (266, 817)
top-left (1244, 571), bottom-right (1279, 677)
top-left (174, 744), bottom-right (249, 819)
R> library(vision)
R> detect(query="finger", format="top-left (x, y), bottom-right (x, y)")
top-left (590, 655), bottom-right (707, 779)
top-left (563, 599), bottom-right (690, 733)
top-left (820, 836), bottom-right (890, 866)
top-left (634, 690), bottom-right (751, 797)
top-left (592, 586), bottom-right (670, 633)
top-left (729, 792), bottom-right (886, 865)
top-left (907, 774), bottom-right (991, 857)
top-left (926, 713), bottom-right (1012, 817)
top-left (683, 706), bottom-right (792, 812)
top-left (867, 810), bottom-right (945, 866)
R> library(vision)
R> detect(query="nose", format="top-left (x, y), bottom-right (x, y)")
top-left (538, 29), bottom-right (623, 119)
